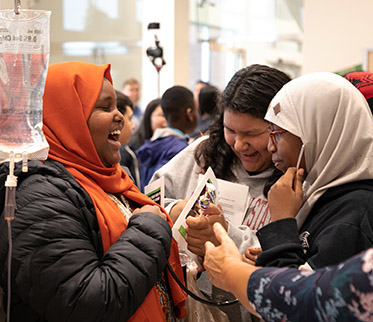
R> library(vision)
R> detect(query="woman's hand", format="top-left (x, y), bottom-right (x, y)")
top-left (243, 247), bottom-right (262, 265)
top-left (169, 199), bottom-right (189, 223)
top-left (268, 167), bottom-right (304, 221)
top-left (185, 204), bottom-right (228, 256)
top-left (201, 203), bottom-right (223, 216)
top-left (132, 205), bottom-right (167, 221)
top-left (203, 223), bottom-right (244, 292)
top-left (204, 223), bottom-right (262, 318)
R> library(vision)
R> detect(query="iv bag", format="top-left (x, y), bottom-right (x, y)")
top-left (0, 9), bottom-right (51, 163)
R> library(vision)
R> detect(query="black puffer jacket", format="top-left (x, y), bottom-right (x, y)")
top-left (0, 159), bottom-right (172, 322)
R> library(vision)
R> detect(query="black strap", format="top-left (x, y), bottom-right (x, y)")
top-left (166, 262), bottom-right (239, 307)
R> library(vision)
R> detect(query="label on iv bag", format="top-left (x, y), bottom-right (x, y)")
top-left (0, 10), bottom-right (50, 54)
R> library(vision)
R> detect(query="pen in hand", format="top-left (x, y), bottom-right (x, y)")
top-left (296, 144), bottom-right (305, 171)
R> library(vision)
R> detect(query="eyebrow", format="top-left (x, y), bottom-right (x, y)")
top-left (99, 96), bottom-right (112, 102)
top-left (95, 95), bottom-right (113, 105)
top-left (224, 123), bottom-right (265, 134)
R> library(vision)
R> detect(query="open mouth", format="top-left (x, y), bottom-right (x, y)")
top-left (108, 129), bottom-right (121, 141)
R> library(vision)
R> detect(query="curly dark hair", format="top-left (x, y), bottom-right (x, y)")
top-left (194, 64), bottom-right (291, 195)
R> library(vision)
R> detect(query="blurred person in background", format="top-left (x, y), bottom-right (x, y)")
top-left (193, 79), bottom-right (210, 109)
top-left (344, 71), bottom-right (373, 113)
top-left (129, 98), bottom-right (167, 152)
top-left (190, 84), bottom-right (220, 139)
top-left (116, 90), bottom-right (140, 187)
top-left (122, 78), bottom-right (143, 130)
top-left (136, 85), bottom-right (198, 192)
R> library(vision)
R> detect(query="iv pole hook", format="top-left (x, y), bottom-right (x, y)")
top-left (14, 0), bottom-right (21, 15)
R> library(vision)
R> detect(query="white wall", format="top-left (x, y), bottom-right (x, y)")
top-left (0, 0), bottom-right (15, 9)
top-left (303, 0), bottom-right (373, 74)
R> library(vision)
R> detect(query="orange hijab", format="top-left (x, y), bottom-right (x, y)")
top-left (42, 61), bottom-right (186, 320)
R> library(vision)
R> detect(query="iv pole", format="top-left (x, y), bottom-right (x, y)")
top-left (14, 0), bottom-right (21, 15)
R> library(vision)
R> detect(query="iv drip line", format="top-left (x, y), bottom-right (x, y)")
top-left (4, 151), bottom-right (17, 322)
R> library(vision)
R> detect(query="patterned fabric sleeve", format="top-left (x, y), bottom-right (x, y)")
top-left (247, 248), bottom-right (373, 322)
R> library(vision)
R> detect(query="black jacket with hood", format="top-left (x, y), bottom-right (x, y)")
top-left (256, 180), bottom-right (373, 269)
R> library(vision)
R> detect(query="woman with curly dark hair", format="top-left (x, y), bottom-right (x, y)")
top-left (151, 64), bottom-right (290, 322)
top-left (153, 64), bottom-right (290, 224)
top-left (195, 65), bottom-right (288, 186)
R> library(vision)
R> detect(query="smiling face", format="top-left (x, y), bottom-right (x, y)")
top-left (267, 123), bottom-right (305, 173)
top-left (87, 78), bottom-right (124, 167)
top-left (224, 110), bottom-right (273, 173)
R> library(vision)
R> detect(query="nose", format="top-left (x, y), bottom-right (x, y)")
top-left (114, 109), bottom-right (124, 125)
top-left (267, 136), bottom-right (276, 153)
top-left (234, 135), bottom-right (248, 151)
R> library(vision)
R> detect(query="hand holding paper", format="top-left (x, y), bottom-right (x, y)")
top-left (185, 205), bottom-right (228, 256)
top-left (171, 167), bottom-right (218, 266)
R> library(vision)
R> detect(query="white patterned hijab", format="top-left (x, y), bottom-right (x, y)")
top-left (265, 72), bottom-right (373, 228)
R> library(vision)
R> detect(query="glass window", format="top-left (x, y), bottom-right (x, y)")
top-left (189, 0), bottom-right (304, 89)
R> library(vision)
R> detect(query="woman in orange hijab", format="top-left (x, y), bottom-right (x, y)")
top-left (0, 61), bottom-right (186, 321)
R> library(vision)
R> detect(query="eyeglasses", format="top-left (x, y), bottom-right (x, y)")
top-left (268, 128), bottom-right (287, 145)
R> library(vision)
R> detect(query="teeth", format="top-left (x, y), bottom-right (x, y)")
top-left (110, 130), bottom-right (121, 136)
